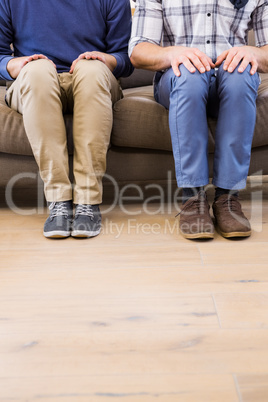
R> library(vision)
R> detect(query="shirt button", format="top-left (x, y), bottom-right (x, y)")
top-left (207, 40), bottom-right (210, 44)
top-left (207, 13), bottom-right (211, 16)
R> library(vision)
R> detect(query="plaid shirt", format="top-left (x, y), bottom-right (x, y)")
top-left (129, 0), bottom-right (268, 62)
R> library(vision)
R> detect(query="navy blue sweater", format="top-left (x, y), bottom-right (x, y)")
top-left (0, 0), bottom-right (133, 80)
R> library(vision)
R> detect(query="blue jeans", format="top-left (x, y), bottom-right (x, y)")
top-left (154, 64), bottom-right (260, 190)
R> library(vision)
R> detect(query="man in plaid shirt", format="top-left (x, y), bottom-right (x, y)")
top-left (129, 0), bottom-right (268, 239)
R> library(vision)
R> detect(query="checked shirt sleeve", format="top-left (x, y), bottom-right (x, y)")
top-left (128, 0), bottom-right (163, 57)
top-left (252, 0), bottom-right (268, 47)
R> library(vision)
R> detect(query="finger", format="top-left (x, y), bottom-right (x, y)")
top-left (193, 50), bottom-right (214, 70)
top-left (85, 54), bottom-right (106, 64)
top-left (78, 53), bottom-right (87, 60)
top-left (83, 53), bottom-right (97, 61)
top-left (70, 53), bottom-right (88, 73)
top-left (226, 53), bottom-right (245, 72)
top-left (215, 50), bottom-right (228, 67)
top-left (50, 60), bottom-right (57, 69)
top-left (33, 54), bottom-right (47, 60)
top-left (70, 53), bottom-right (93, 73)
top-left (187, 52), bottom-right (211, 72)
top-left (94, 55), bottom-right (105, 63)
top-left (171, 61), bottom-right (181, 77)
top-left (76, 52), bottom-right (91, 61)
top-left (83, 52), bottom-right (97, 59)
top-left (179, 56), bottom-right (196, 73)
top-left (223, 53), bottom-right (234, 70)
top-left (86, 54), bottom-right (103, 62)
top-left (184, 53), bottom-right (206, 73)
top-left (84, 54), bottom-right (94, 60)
top-left (223, 50), bottom-right (241, 71)
top-left (69, 59), bottom-right (78, 74)
top-left (249, 59), bottom-right (258, 75)
top-left (238, 57), bottom-right (250, 73)
top-left (26, 54), bottom-right (46, 63)
top-left (207, 57), bottom-right (215, 69)
top-left (198, 54), bottom-right (214, 71)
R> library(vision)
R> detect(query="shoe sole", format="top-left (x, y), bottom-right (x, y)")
top-left (43, 231), bottom-right (71, 238)
top-left (180, 230), bottom-right (214, 240)
top-left (71, 229), bottom-right (101, 238)
top-left (218, 229), bottom-right (251, 238)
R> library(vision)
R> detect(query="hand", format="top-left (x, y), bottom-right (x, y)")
top-left (7, 54), bottom-right (56, 79)
top-left (215, 46), bottom-right (258, 75)
top-left (168, 46), bottom-right (215, 77)
top-left (69, 51), bottom-right (117, 74)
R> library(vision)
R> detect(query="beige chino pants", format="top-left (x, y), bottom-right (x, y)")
top-left (6, 58), bottom-right (123, 204)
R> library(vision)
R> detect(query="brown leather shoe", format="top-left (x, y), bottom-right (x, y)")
top-left (212, 194), bottom-right (251, 238)
top-left (178, 190), bottom-right (214, 239)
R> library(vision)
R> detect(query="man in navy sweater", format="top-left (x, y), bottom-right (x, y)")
top-left (0, 0), bottom-right (133, 238)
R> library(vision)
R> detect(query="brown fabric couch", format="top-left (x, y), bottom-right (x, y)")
top-left (1, 43), bottom-right (268, 202)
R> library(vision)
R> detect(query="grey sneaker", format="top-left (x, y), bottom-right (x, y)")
top-left (43, 201), bottom-right (73, 238)
top-left (71, 204), bottom-right (102, 238)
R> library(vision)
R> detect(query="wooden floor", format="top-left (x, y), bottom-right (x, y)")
top-left (1, 181), bottom-right (268, 401)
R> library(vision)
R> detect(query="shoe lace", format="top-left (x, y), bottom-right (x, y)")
top-left (221, 197), bottom-right (241, 214)
top-left (75, 204), bottom-right (94, 219)
top-left (177, 191), bottom-right (208, 216)
top-left (49, 202), bottom-right (70, 218)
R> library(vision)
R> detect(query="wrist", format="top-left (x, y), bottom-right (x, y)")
top-left (106, 54), bottom-right (117, 72)
top-left (6, 58), bottom-right (16, 79)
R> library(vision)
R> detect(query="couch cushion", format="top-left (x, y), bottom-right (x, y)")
top-left (0, 86), bottom-right (31, 155)
top-left (112, 85), bottom-right (172, 151)
top-left (112, 85), bottom-right (216, 152)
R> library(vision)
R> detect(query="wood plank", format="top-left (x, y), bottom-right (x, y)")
top-left (198, 242), bottom-right (268, 265)
top-left (0, 294), bottom-right (219, 334)
top-left (0, 330), bottom-right (268, 377)
top-left (214, 293), bottom-right (268, 329)
top-left (236, 374), bottom-right (268, 402)
top-left (0, 374), bottom-right (239, 402)
top-left (1, 264), bottom-right (268, 296)
top-left (0, 242), bottom-right (203, 268)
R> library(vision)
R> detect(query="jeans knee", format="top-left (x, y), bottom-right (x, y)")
top-left (217, 64), bottom-right (260, 99)
top-left (172, 65), bottom-right (210, 100)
